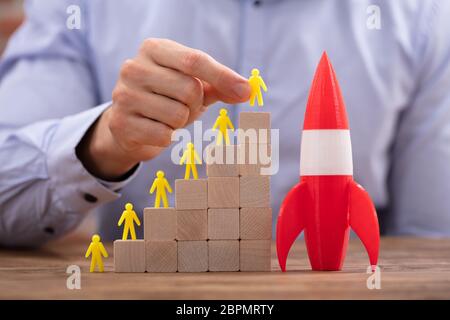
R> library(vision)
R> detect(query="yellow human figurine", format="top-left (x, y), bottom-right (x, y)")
top-left (248, 68), bottom-right (267, 107)
top-left (149, 170), bottom-right (172, 208)
top-left (85, 234), bottom-right (108, 273)
top-left (117, 203), bottom-right (141, 240)
top-left (212, 108), bottom-right (234, 145)
top-left (180, 142), bottom-right (202, 180)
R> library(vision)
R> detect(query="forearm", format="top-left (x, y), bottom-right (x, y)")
top-left (0, 105), bottom-right (140, 247)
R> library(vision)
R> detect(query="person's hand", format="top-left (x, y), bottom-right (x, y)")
top-left (77, 38), bottom-right (251, 180)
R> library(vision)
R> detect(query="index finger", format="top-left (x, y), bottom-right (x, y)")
top-left (143, 39), bottom-right (251, 102)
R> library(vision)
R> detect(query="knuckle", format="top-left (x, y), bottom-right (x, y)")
top-left (141, 38), bottom-right (159, 53)
top-left (120, 59), bottom-right (140, 80)
top-left (182, 79), bottom-right (202, 104)
top-left (112, 85), bottom-right (133, 105)
top-left (153, 126), bottom-right (173, 147)
top-left (172, 105), bottom-right (190, 128)
top-left (162, 129), bottom-right (174, 147)
top-left (182, 50), bottom-right (204, 73)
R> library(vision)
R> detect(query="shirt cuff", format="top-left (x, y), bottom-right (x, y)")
top-left (97, 164), bottom-right (140, 192)
top-left (46, 103), bottom-right (141, 213)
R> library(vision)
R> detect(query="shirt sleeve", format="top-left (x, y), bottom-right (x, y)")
top-left (388, 0), bottom-right (450, 236)
top-left (0, 0), bottom-right (139, 247)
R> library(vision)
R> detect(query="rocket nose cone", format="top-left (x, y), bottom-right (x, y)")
top-left (303, 52), bottom-right (349, 130)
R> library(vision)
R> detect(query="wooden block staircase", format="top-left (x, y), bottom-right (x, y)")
top-left (114, 112), bottom-right (272, 272)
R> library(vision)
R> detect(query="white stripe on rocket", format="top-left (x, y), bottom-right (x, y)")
top-left (300, 129), bottom-right (353, 176)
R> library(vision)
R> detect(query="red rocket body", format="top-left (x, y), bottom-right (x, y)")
top-left (276, 52), bottom-right (380, 271)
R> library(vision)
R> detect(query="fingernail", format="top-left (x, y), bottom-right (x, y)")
top-left (232, 81), bottom-right (250, 100)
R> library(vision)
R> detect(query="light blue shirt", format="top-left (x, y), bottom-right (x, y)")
top-left (1, 0), bottom-right (450, 246)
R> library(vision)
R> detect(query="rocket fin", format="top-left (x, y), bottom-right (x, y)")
top-left (349, 181), bottom-right (380, 269)
top-left (276, 181), bottom-right (311, 272)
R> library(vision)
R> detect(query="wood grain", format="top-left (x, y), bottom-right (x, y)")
top-left (207, 177), bottom-right (239, 208)
top-left (239, 143), bottom-right (272, 176)
top-left (145, 240), bottom-right (177, 273)
top-left (208, 240), bottom-right (239, 272)
top-left (113, 240), bottom-right (145, 273)
top-left (205, 145), bottom-right (239, 177)
top-left (240, 208), bottom-right (272, 240)
top-left (240, 240), bottom-right (271, 272)
top-left (175, 179), bottom-right (208, 210)
top-left (238, 112), bottom-right (271, 144)
top-left (239, 176), bottom-right (270, 208)
top-left (238, 112), bottom-right (271, 130)
top-left (176, 209), bottom-right (207, 240)
top-left (1, 236), bottom-right (450, 299)
top-left (207, 208), bottom-right (240, 240)
top-left (143, 208), bottom-right (177, 241)
top-left (177, 241), bottom-right (208, 273)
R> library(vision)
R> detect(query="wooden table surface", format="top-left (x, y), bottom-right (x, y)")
top-left (1, 236), bottom-right (449, 299)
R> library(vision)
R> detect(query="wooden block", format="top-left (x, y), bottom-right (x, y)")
top-left (114, 240), bottom-right (145, 273)
top-left (177, 209), bottom-right (207, 240)
top-left (238, 143), bottom-right (271, 164)
top-left (207, 177), bottom-right (239, 208)
top-left (240, 240), bottom-right (271, 272)
top-left (178, 241), bottom-right (208, 272)
top-left (208, 240), bottom-right (239, 272)
top-left (238, 112), bottom-right (271, 130)
top-left (238, 144), bottom-right (272, 176)
top-left (205, 145), bottom-right (239, 177)
top-left (240, 208), bottom-right (272, 239)
top-left (144, 208), bottom-right (176, 241)
top-left (240, 164), bottom-right (270, 176)
top-left (238, 112), bottom-right (271, 144)
top-left (145, 240), bottom-right (177, 272)
top-left (240, 176), bottom-right (270, 207)
top-left (207, 208), bottom-right (239, 240)
top-left (175, 179), bottom-right (207, 210)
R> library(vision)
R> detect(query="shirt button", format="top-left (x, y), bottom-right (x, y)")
top-left (253, 0), bottom-right (261, 7)
top-left (83, 193), bottom-right (98, 203)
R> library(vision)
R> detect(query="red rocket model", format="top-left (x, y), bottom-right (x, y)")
top-left (276, 52), bottom-right (380, 271)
